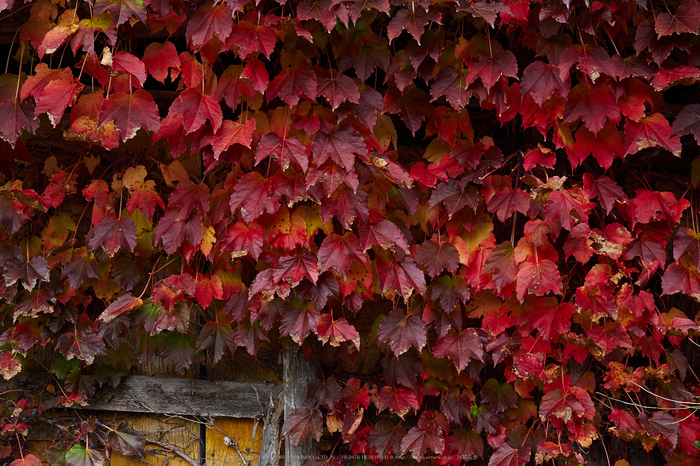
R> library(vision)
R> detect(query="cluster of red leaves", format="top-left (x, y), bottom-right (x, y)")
top-left (1, 0), bottom-right (700, 465)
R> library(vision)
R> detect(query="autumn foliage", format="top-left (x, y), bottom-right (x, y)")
top-left (1, 0), bottom-right (700, 464)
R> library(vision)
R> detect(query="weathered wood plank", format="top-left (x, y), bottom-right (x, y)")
top-left (283, 346), bottom-right (320, 466)
top-left (1, 373), bottom-right (281, 418)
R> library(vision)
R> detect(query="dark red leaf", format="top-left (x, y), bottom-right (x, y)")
top-left (433, 328), bottom-right (484, 370)
top-left (377, 308), bottom-right (427, 357)
top-left (88, 216), bottom-right (138, 257)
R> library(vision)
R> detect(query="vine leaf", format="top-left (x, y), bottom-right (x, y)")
top-left (98, 90), bottom-right (160, 141)
top-left (281, 407), bottom-right (323, 447)
top-left (88, 216), bottom-right (138, 257)
top-left (432, 328), bottom-right (484, 370)
top-left (186, 1), bottom-right (233, 47)
top-left (377, 308), bottom-right (427, 357)
top-left (107, 422), bottom-right (145, 459)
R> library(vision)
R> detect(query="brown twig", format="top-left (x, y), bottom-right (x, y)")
top-left (143, 436), bottom-right (200, 466)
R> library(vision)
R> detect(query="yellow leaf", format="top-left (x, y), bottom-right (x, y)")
top-left (122, 165), bottom-right (147, 190)
top-left (200, 225), bottom-right (216, 257)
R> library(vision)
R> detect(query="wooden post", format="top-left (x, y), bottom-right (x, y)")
top-left (283, 346), bottom-right (320, 466)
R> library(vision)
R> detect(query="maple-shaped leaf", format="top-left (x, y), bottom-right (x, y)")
top-left (242, 58), bottom-right (270, 93)
top-left (111, 51), bottom-right (147, 86)
top-left (57, 328), bottom-right (105, 365)
top-left (97, 293), bottom-right (143, 325)
top-left (61, 249), bottom-right (99, 289)
top-left (274, 254), bottom-right (319, 287)
top-left (161, 331), bottom-right (197, 373)
top-left (256, 133), bottom-right (309, 172)
top-left (481, 378), bottom-right (517, 414)
top-left (186, 1), bottom-right (233, 46)
top-left (559, 44), bottom-right (617, 82)
top-left (228, 18), bottom-right (277, 59)
top-left (142, 41), bottom-right (181, 83)
top-left (281, 407), bottom-right (323, 447)
top-left (4, 256), bottom-right (50, 291)
top-left (464, 50), bottom-right (518, 92)
top-left (312, 128), bottom-right (367, 170)
top-left (572, 122), bottom-right (624, 170)
top-left (107, 422), bottom-right (145, 459)
top-left (0, 99), bottom-right (39, 147)
top-left (34, 78), bottom-right (84, 126)
top-left (563, 83), bottom-right (620, 135)
top-left (485, 186), bottom-right (530, 222)
top-left (401, 425), bottom-right (445, 461)
top-left (0, 350), bottom-right (22, 381)
top-left (384, 83), bottom-right (435, 135)
top-left (415, 239), bottom-right (460, 278)
top-left (544, 189), bottom-right (591, 231)
top-left (655, 0), bottom-right (700, 36)
top-left (317, 314), bottom-right (360, 350)
top-left (194, 275), bottom-right (223, 309)
top-left (429, 181), bottom-right (479, 218)
top-left (376, 385), bottom-right (420, 418)
top-left (154, 210), bottom-right (204, 254)
top-left (432, 328), bottom-right (484, 371)
top-left (430, 275), bottom-right (470, 312)
top-left (318, 71), bottom-right (360, 110)
top-left (368, 421), bottom-right (406, 458)
top-left (522, 144), bottom-right (556, 171)
top-left (430, 66), bottom-right (471, 110)
top-left (377, 308), bottom-right (427, 357)
top-left (674, 227), bottom-right (700, 265)
top-left (317, 232), bottom-right (367, 275)
top-left (168, 88), bottom-right (222, 134)
top-left (88, 216), bottom-right (137, 256)
top-left (516, 259), bottom-right (562, 302)
top-left (95, 0), bottom-right (146, 25)
top-left (359, 219), bottom-right (409, 252)
top-left (387, 5), bottom-right (441, 44)
top-left (483, 242), bottom-right (517, 292)
top-left (297, 0), bottom-right (349, 30)
top-left (224, 221), bottom-right (264, 260)
top-left (673, 104), bottom-right (700, 145)
top-left (583, 173), bottom-right (627, 215)
top-left (201, 118), bottom-right (255, 160)
top-left (639, 411), bottom-right (680, 447)
top-left (588, 322), bottom-right (633, 354)
top-left (488, 443), bottom-right (530, 466)
top-left (520, 61), bottom-right (570, 106)
top-left (662, 256), bottom-right (700, 296)
top-left (168, 181), bottom-right (210, 218)
top-left (625, 113), bottom-right (681, 156)
top-left (99, 90), bottom-right (160, 141)
top-left (196, 318), bottom-right (235, 364)
top-left (267, 64), bottom-right (317, 106)
top-left (229, 172), bottom-right (280, 222)
top-left (65, 445), bottom-right (104, 466)
top-left (531, 300), bottom-right (574, 342)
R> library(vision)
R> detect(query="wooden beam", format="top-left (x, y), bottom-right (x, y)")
top-left (1, 372), bottom-right (281, 419)
top-left (283, 346), bottom-right (320, 466)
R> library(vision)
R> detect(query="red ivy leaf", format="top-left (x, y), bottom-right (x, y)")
top-left (583, 173), bottom-right (628, 215)
top-left (94, 0), bottom-right (147, 26)
top-left (377, 308), bottom-right (427, 357)
top-left (88, 216), bottom-right (138, 257)
top-left (281, 407), bottom-right (323, 447)
top-left (383, 83), bottom-right (435, 135)
top-left (186, 2), bottom-right (233, 47)
top-left (168, 88), bottom-right (223, 134)
top-left (401, 425), bottom-right (445, 461)
top-left (317, 232), bottom-right (367, 275)
top-left (97, 293), bottom-right (143, 325)
top-left (488, 443), bottom-right (530, 466)
top-left (625, 113), bottom-right (682, 156)
top-left (267, 64), bottom-right (318, 107)
top-left (415, 239), bottom-right (460, 278)
top-left (99, 90), bottom-right (160, 141)
top-left (432, 328), bottom-right (484, 370)
top-left (142, 41), bottom-right (181, 83)
top-left (201, 118), bottom-right (255, 160)
top-left (520, 61), bottom-right (570, 106)
top-left (317, 314), bottom-right (360, 350)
